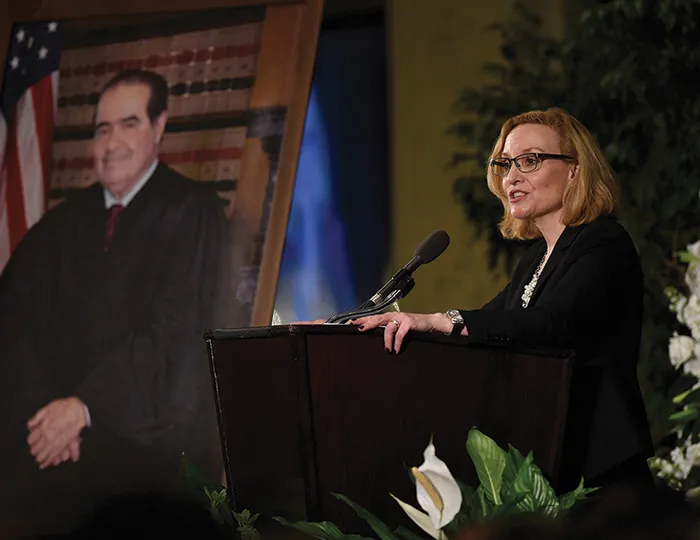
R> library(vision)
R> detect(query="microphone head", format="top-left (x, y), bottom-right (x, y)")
top-left (414, 229), bottom-right (450, 264)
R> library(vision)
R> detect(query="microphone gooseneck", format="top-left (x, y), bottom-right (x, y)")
top-left (325, 229), bottom-right (450, 324)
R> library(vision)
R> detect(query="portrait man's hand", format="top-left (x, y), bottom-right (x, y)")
top-left (27, 397), bottom-right (88, 469)
top-left (48, 437), bottom-right (82, 468)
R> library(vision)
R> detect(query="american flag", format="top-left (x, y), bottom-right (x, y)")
top-left (0, 21), bottom-right (60, 273)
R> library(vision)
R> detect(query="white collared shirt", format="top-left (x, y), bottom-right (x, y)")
top-left (103, 159), bottom-right (159, 209)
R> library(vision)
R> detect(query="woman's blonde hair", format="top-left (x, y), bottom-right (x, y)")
top-left (487, 107), bottom-right (619, 240)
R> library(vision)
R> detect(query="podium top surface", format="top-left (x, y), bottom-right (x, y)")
top-left (204, 323), bottom-right (574, 360)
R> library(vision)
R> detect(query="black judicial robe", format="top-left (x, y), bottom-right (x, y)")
top-left (0, 163), bottom-right (233, 525)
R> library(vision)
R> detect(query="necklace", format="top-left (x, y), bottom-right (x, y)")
top-left (521, 251), bottom-right (548, 308)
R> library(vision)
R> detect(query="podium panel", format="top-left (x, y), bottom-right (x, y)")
top-left (206, 325), bottom-right (574, 532)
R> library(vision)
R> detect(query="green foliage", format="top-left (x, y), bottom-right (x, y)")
top-left (449, 0), bottom-right (700, 444)
top-left (678, 251), bottom-right (700, 265)
top-left (333, 493), bottom-right (404, 540)
top-left (234, 509), bottom-right (262, 540)
top-left (181, 454), bottom-right (256, 539)
top-left (566, 0), bottom-right (700, 444)
top-left (668, 383), bottom-right (700, 444)
top-left (273, 501), bottom-right (427, 540)
top-left (453, 428), bottom-right (595, 523)
top-left (277, 428), bottom-right (596, 540)
top-left (182, 430), bottom-right (595, 540)
top-left (466, 426), bottom-right (506, 506)
top-left (272, 516), bottom-right (374, 540)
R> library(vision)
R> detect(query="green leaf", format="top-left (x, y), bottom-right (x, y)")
top-left (234, 509), bottom-right (260, 525)
top-left (501, 444), bottom-right (527, 506)
top-left (442, 509), bottom-right (471, 536)
top-left (456, 480), bottom-right (481, 522)
top-left (476, 486), bottom-right (494, 518)
top-left (677, 250), bottom-right (700, 264)
top-left (333, 493), bottom-right (399, 540)
top-left (489, 495), bottom-right (530, 518)
top-left (670, 407), bottom-right (700, 424)
top-left (558, 477), bottom-right (599, 511)
top-left (509, 452), bottom-right (560, 516)
top-left (507, 445), bottom-right (526, 466)
top-left (272, 517), bottom-right (372, 540)
top-left (235, 509), bottom-right (261, 540)
top-left (406, 467), bottom-right (417, 486)
top-left (394, 525), bottom-right (430, 540)
top-left (673, 387), bottom-right (700, 405)
top-left (466, 428), bottom-right (507, 506)
top-left (503, 444), bottom-right (525, 487)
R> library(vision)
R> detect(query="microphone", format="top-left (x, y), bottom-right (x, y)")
top-left (358, 229), bottom-right (450, 309)
top-left (324, 229), bottom-right (450, 324)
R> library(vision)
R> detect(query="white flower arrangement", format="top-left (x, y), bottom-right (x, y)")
top-left (650, 437), bottom-right (700, 490)
top-left (649, 239), bottom-right (700, 495)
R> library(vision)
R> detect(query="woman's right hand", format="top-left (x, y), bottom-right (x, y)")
top-left (351, 311), bottom-right (453, 353)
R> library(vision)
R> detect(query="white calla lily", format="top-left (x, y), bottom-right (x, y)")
top-left (393, 440), bottom-right (462, 539)
top-left (414, 441), bottom-right (463, 528)
top-left (391, 495), bottom-right (443, 540)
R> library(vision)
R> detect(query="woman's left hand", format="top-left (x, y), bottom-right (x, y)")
top-left (351, 312), bottom-right (453, 354)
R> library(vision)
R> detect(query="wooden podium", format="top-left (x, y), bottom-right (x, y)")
top-left (205, 324), bottom-right (574, 533)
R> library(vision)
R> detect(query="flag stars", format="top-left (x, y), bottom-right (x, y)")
top-left (16, 29), bottom-right (26, 42)
top-left (48, 22), bottom-right (57, 32)
top-left (28, 37), bottom-right (34, 48)
top-left (10, 57), bottom-right (20, 70)
top-left (38, 47), bottom-right (48, 60)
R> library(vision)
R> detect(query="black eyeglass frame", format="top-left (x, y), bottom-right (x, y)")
top-left (490, 152), bottom-right (577, 176)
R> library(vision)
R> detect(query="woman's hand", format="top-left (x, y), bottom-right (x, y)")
top-left (351, 312), bottom-right (454, 354)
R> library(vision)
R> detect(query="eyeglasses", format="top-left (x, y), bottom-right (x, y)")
top-left (490, 152), bottom-right (577, 177)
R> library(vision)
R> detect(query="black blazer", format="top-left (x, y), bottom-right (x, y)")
top-left (459, 215), bottom-right (653, 489)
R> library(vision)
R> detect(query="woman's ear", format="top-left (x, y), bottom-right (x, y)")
top-left (569, 163), bottom-right (580, 181)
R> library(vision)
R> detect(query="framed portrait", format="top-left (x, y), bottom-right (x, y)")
top-left (0, 3), bottom-right (323, 535)
top-left (0, 0), bottom-right (323, 327)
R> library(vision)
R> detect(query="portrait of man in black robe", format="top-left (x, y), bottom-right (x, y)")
top-left (0, 69), bottom-right (233, 526)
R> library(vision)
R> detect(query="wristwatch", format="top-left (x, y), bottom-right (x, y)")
top-left (445, 309), bottom-right (465, 336)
